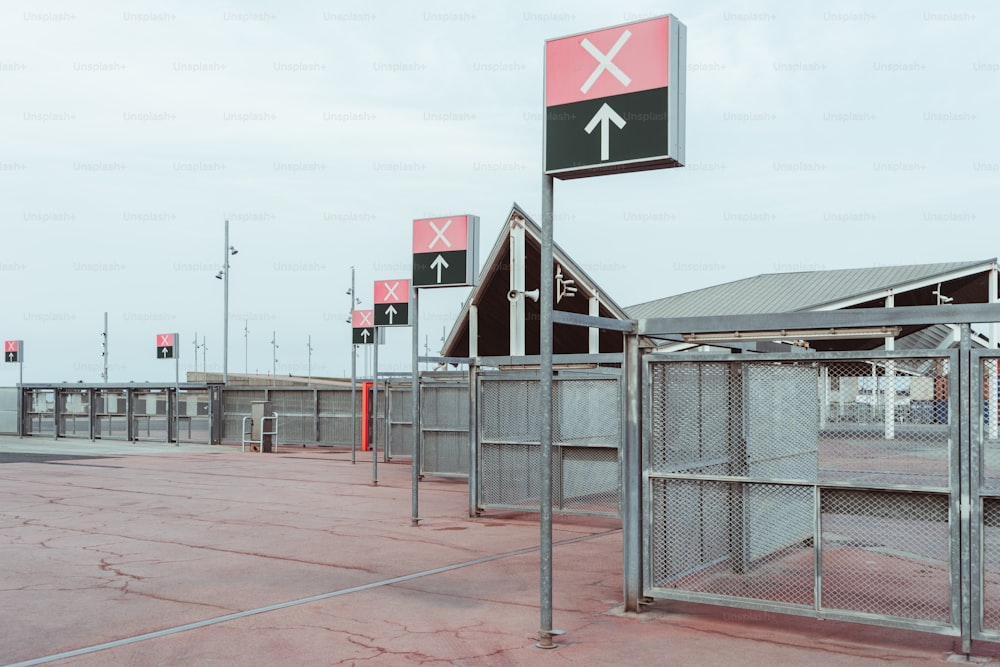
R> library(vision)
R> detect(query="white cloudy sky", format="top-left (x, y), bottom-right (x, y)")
top-left (0, 0), bottom-right (997, 383)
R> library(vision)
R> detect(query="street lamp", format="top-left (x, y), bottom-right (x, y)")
top-left (217, 220), bottom-right (238, 384)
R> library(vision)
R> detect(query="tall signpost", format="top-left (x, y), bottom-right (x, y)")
top-left (540, 15), bottom-right (685, 647)
top-left (5, 340), bottom-right (24, 437)
top-left (352, 308), bottom-right (375, 463)
top-left (411, 215), bottom-right (480, 526)
top-left (372, 279), bottom-right (410, 485)
top-left (157, 333), bottom-right (179, 444)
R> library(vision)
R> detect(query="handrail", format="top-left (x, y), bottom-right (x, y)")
top-left (241, 412), bottom-right (279, 453)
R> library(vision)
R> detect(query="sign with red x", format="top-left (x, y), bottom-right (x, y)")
top-left (157, 333), bottom-right (178, 359)
top-left (373, 279), bottom-right (410, 327)
top-left (4, 340), bottom-right (22, 363)
top-left (352, 310), bottom-right (376, 345)
top-left (545, 14), bottom-right (686, 179)
top-left (412, 215), bottom-right (480, 288)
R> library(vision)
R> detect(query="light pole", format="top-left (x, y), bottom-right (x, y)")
top-left (215, 220), bottom-right (237, 384)
top-left (244, 320), bottom-right (249, 374)
top-left (306, 335), bottom-right (313, 385)
top-left (270, 331), bottom-right (278, 379)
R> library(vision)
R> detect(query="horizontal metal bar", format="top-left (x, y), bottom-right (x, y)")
top-left (646, 348), bottom-right (955, 364)
top-left (639, 303), bottom-right (1000, 336)
top-left (20, 382), bottom-right (212, 390)
top-left (552, 310), bottom-right (636, 333)
top-left (645, 472), bottom-right (949, 494)
top-left (476, 352), bottom-right (624, 367)
top-left (418, 356), bottom-right (472, 364)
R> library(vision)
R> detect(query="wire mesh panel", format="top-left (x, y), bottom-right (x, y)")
top-left (818, 358), bottom-right (951, 489)
top-left (268, 390), bottom-right (315, 444)
top-left (0, 387), bottom-right (18, 434)
top-left (94, 388), bottom-right (129, 440)
top-left (981, 357), bottom-right (1000, 492)
top-left (820, 489), bottom-right (951, 623)
top-left (131, 390), bottom-right (170, 442)
top-left (649, 478), bottom-right (814, 606)
top-left (222, 389), bottom-right (265, 443)
top-left (645, 351), bottom-right (960, 636)
top-left (478, 372), bottom-right (621, 517)
top-left (421, 382), bottom-right (469, 477)
top-left (318, 388), bottom-right (359, 447)
top-left (387, 385), bottom-right (413, 459)
top-left (23, 389), bottom-right (55, 436)
top-left (983, 499), bottom-right (1000, 633)
top-left (175, 389), bottom-right (210, 443)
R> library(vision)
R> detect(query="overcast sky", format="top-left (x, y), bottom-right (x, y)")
top-left (1, 0), bottom-right (997, 384)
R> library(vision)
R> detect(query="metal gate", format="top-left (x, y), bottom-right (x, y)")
top-left (643, 350), bottom-right (960, 636)
top-left (476, 367), bottom-right (621, 517)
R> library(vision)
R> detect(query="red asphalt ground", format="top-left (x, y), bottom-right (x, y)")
top-left (1, 435), bottom-right (998, 666)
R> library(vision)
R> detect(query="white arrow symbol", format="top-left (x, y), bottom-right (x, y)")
top-left (160, 347), bottom-right (170, 357)
top-left (6, 352), bottom-right (13, 361)
top-left (385, 304), bottom-right (397, 324)
top-left (585, 103), bottom-right (627, 161)
top-left (361, 329), bottom-right (371, 342)
top-left (430, 254), bottom-right (449, 283)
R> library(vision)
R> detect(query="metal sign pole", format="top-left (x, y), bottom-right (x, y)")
top-left (538, 173), bottom-right (556, 648)
top-left (411, 286), bottom-right (421, 526)
top-left (351, 343), bottom-right (357, 464)
top-left (372, 324), bottom-right (379, 485)
top-left (17, 356), bottom-right (23, 438)
top-left (174, 354), bottom-right (180, 446)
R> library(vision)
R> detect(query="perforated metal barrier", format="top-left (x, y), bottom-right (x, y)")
top-left (645, 351), bottom-right (960, 636)
top-left (477, 369), bottom-right (621, 517)
top-left (421, 377), bottom-right (469, 478)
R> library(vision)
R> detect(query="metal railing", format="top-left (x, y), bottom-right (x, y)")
top-left (241, 413), bottom-right (278, 453)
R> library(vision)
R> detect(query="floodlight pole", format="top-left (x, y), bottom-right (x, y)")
top-left (372, 324), bottom-right (379, 485)
top-left (223, 219), bottom-right (230, 385)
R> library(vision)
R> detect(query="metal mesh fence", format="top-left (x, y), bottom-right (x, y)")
top-left (268, 390), bottom-right (315, 443)
top-left (649, 357), bottom-right (951, 488)
top-left (0, 387), bottom-right (19, 434)
top-left (650, 478), bottom-right (814, 606)
top-left (222, 389), bottom-right (265, 442)
top-left (318, 388), bottom-right (360, 446)
top-left (646, 353), bottom-right (957, 632)
top-left (56, 388), bottom-right (91, 438)
top-left (478, 373), bottom-right (621, 517)
top-left (983, 498), bottom-right (1000, 632)
top-left (93, 389), bottom-right (128, 440)
top-left (422, 383), bottom-right (469, 477)
top-left (980, 358), bottom-right (1000, 491)
top-left (387, 385), bottom-right (413, 459)
top-left (820, 489), bottom-right (950, 622)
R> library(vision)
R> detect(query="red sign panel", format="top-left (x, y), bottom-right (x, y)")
top-left (4, 340), bottom-right (18, 353)
top-left (545, 16), bottom-right (672, 107)
top-left (352, 310), bottom-right (374, 328)
top-left (374, 279), bottom-right (410, 305)
top-left (412, 216), bottom-right (470, 253)
top-left (157, 333), bottom-right (175, 347)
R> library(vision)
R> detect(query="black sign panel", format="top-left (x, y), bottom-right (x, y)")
top-left (412, 250), bottom-right (469, 288)
top-left (159, 345), bottom-right (175, 359)
top-left (546, 87), bottom-right (676, 179)
top-left (374, 303), bottom-right (409, 327)
top-left (352, 327), bottom-right (375, 345)
top-left (5, 351), bottom-right (17, 363)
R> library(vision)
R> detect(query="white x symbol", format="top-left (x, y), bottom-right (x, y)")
top-left (580, 29), bottom-right (632, 94)
top-left (382, 281), bottom-right (399, 301)
top-left (5, 341), bottom-right (14, 352)
top-left (359, 311), bottom-right (372, 326)
top-left (428, 219), bottom-right (453, 249)
top-left (158, 334), bottom-right (171, 346)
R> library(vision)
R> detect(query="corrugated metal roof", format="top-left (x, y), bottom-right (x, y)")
top-left (626, 260), bottom-right (996, 319)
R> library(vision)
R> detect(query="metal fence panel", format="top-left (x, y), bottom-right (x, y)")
top-left (645, 351), bottom-right (960, 637)
top-left (421, 381), bottom-right (469, 477)
top-left (0, 387), bottom-right (17, 434)
top-left (222, 389), bottom-right (265, 443)
top-left (318, 388), bottom-right (360, 446)
top-left (477, 370), bottom-right (621, 518)
top-left (268, 390), bottom-right (315, 444)
top-left (387, 384), bottom-right (412, 459)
